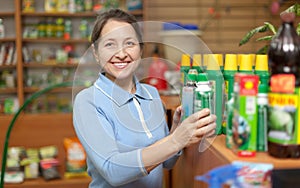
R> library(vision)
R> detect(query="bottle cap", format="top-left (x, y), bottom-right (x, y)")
top-left (237, 54), bottom-right (243, 67)
top-left (203, 54), bottom-right (209, 67)
top-left (224, 54), bottom-right (238, 71)
top-left (249, 54), bottom-right (256, 67)
top-left (255, 54), bottom-right (269, 71)
top-left (197, 73), bottom-right (209, 82)
top-left (192, 54), bottom-right (202, 67)
top-left (187, 73), bottom-right (197, 81)
top-left (258, 84), bottom-right (268, 93)
top-left (239, 54), bottom-right (253, 71)
top-left (206, 54), bottom-right (220, 70)
top-left (181, 54), bottom-right (191, 66)
top-left (213, 54), bottom-right (223, 66)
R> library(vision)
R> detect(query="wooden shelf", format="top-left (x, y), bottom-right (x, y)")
top-left (23, 63), bottom-right (78, 68)
top-left (0, 65), bottom-right (16, 69)
top-left (5, 177), bottom-right (91, 188)
top-left (0, 38), bottom-right (16, 42)
top-left (0, 12), bottom-right (15, 16)
top-left (23, 86), bottom-right (74, 93)
top-left (171, 135), bottom-right (300, 188)
top-left (21, 11), bottom-right (96, 17)
top-left (0, 87), bottom-right (17, 94)
top-left (22, 38), bottom-right (90, 43)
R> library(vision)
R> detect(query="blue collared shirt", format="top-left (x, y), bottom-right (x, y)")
top-left (73, 74), bottom-right (180, 188)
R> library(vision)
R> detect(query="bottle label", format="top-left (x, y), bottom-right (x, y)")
top-left (270, 74), bottom-right (295, 93)
top-left (268, 90), bottom-right (299, 144)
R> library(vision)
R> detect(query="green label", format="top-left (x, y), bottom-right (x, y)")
top-left (268, 89), bottom-right (299, 145)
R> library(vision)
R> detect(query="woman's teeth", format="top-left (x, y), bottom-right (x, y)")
top-left (113, 62), bottom-right (128, 68)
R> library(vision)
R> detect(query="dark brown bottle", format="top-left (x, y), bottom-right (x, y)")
top-left (267, 12), bottom-right (300, 158)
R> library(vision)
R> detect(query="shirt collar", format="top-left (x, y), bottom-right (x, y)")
top-left (94, 73), bottom-right (153, 106)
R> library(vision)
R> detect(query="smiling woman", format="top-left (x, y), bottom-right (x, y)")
top-left (72, 8), bottom-right (217, 188)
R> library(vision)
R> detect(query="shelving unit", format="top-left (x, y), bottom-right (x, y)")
top-left (0, 0), bottom-right (147, 187)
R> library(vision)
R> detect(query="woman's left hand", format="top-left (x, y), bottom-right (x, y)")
top-left (169, 106), bottom-right (183, 134)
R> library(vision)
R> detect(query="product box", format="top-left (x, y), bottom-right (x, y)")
top-left (232, 73), bottom-right (259, 157)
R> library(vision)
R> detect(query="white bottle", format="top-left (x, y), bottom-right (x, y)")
top-left (0, 18), bottom-right (5, 38)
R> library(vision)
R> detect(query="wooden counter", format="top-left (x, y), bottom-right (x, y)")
top-left (171, 135), bottom-right (300, 188)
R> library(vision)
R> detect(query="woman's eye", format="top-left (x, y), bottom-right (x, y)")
top-left (104, 42), bottom-right (115, 48)
top-left (126, 41), bottom-right (136, 47)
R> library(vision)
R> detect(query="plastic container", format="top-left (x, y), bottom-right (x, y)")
top-left (192, 54), bottom-right (203, 73)
top-left (213, 54), bottom-right (224, 73)
top-left (180, 54), bottom-right (191, 87)
top-left (148, 49), bottom-right (168, 91)
top-left (254, 54), bottom-right (269, 86)
top-left (223, 54), bottom-right (238, 135)
top-left (206, 54), bottom-right (224, 134)
top-left (194, 73), bottom-right (213, 113)
top-left (0, 18), bottom-right (5, 38)
top-left (239, 54), bottom-right (253, 74)
top-left (267, 12), bottom-right (300, 158)
top-left (181, 70), bottom-right (198, 120)
top-left (257, 84), bottom-right (268, 152)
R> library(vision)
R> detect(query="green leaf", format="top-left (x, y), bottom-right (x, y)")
top-left (239, 25), bottom-right (269, 46)
top-left (256, 35), bottom-right (273, 42)
top-left (297, 23), bottom-right (300, 35)
top-left (264, 22), bottom-right (276, 34)
top-left (282, 3), bottom-right (300, 16)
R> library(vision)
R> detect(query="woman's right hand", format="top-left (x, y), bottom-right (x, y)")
top-left (170, 108), bottom-right (217, 150)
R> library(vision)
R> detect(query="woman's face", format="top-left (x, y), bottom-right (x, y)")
top-left (96, 19), bottom-right (142, 81)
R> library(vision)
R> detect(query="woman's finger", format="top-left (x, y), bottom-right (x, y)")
top-left (197, 114), bottom-right (216, 128)
top-left (188, 108), bottom-right (210, 123)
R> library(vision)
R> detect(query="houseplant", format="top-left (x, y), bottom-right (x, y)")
top-left (239, 3), bottom-right (300, 54)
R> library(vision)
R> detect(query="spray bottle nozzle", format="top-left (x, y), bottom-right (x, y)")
top-left (195, 164), bottom-right (242, 188)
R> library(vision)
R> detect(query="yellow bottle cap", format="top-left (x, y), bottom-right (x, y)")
top-left (237, 54), bottom-right (243, 67)
top-left (206, 54), bottom-right (220, 70)
top-left (239, 54), bottom-right (253, 71)
top-left (192, 54), bottom-right (202, 67)
top-left (224, 54), bottom-right (238, 71)
top-left (255, 54), bottom-right (269, 71)
top-left (249, 54), bottom-right (256, 67)
top-left (181, 54), bottom-right (191, 66)
top-left (213, 54), bottom-right (223, 66)
top-left (203, 54), bottom-right (209, 66)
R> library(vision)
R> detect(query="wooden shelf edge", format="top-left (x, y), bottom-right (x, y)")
top-left (21, 11), bottom-right (96, 17)
top-left (210, 135), bottom-right (300, 169)
top-left (5, 176), bottom-right (91, 188)
top-left (22, 38), bottom-right (90, 43)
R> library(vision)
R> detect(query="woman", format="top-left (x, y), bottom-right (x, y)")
top-left (73, 8), bottom-right (216, 188)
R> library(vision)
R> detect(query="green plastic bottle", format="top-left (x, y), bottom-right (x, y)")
top-left (224, 54), bottom-right (238, 101)
top-left (180, 54), bottom-right (191, 87)
top-left (223, 54), bottom-right (238, 134)
top-left (181, 69), bottom-right (198, 120)
top-left (257, 84), bottom-right (268, 152)
top-left (192, 54), bottom-right (203, 73)
top-left (206, 54), bottom-right (224, 134)
top-left (194, 73), bottom-right (213, 113)
top-left (254, 54), bottom-right (270, 86)
top-left (239, 54), bottom-right (253, 74)
top-left (202, 54), bottom-right (209, 72)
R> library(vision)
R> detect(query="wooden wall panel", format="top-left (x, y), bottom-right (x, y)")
top-left (144, 0), bottom-right (297, 57)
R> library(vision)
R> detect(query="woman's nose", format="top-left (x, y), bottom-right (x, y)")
top-left (115, 47), bottom-right (128, 59)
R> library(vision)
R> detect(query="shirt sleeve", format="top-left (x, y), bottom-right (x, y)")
top-left (73, 89), bottom-right (148, 186)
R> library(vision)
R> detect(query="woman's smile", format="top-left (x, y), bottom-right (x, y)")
top-left (111, 61), bottom-right (132, 69)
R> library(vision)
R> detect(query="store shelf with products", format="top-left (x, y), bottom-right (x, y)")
top-left (0, 0), bottom-right (147, 187)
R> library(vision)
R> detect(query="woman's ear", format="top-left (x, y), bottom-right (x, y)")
top-left (92, 43), bottom-right (100, 62)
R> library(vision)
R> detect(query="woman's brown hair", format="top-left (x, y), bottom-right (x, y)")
top-left (91, 8), bottom-right (143, 50)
